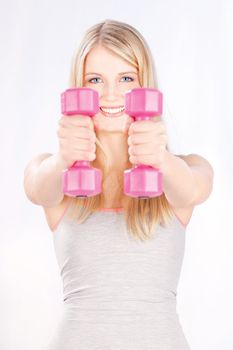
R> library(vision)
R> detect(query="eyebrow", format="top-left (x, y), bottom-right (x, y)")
top-left (84, 71), bottom-right (138, 76)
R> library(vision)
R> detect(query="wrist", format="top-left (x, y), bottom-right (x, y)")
top-left (54, 153), bottom-right (70, 171)
top-left (152, 149), bottom-right (172, 174)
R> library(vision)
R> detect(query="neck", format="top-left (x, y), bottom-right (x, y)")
top-left (93, 130), bottom-right (131, 169)
top-left (92, 131), bottom-right (132, 208)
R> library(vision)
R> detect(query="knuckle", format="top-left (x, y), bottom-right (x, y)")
top-left (128, 135), bottom-right (135, 145)
top-left (128, 146), bottom-right (134, 155)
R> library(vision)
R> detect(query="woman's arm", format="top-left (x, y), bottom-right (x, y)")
top-left (23, 153), bottom-right (66, 207)
top-left (160, 151), bottom-right (214, 208)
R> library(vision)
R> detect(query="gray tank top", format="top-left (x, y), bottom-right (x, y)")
top-left (46, 204), bottom-right (191, 350)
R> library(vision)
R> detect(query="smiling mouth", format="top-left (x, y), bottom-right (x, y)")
top-left (100, 106), bottom-right (125, 117)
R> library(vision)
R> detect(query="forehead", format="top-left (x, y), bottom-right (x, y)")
top-left (84, 45), bottom-right (137, 74)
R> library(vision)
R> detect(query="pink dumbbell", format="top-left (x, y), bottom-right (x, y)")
top-left (124, 88), bottom-right (163, 198)
top-left (61, 87), bottom-right (102, 197)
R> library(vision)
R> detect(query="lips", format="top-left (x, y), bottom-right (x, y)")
top-left (100, 105), bottom-right (125, 117)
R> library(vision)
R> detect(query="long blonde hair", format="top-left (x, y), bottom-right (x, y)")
top-left (66, 19), bottom-right (174, 241)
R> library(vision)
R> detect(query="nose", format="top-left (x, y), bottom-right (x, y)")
top-left (100, 82), bottom-right (122, 103)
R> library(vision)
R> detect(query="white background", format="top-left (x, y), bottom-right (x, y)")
top-left (0, 0), bottom-right (232, 349)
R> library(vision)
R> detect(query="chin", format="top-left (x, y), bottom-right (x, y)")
top-left (92, 113), bottom-right (134, 133)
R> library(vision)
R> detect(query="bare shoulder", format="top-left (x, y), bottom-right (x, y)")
top-left (42, 195), bottom-right (72, 232)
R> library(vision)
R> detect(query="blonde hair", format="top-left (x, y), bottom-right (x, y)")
top-left (66, 19), bottom-right (174, 241)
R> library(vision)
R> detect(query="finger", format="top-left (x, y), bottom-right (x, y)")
top-left (60, 116), bottom-right (93, 128)
top-left (128, 120), bottom-right (166, 135)
top-left (129, 154), bottom-right (162, 166)
top-left (128, 143), bottom-right (163, 156)
top-left (128, 132), bottom-right (167, 146)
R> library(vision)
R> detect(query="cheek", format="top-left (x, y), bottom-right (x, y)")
top-left (119, 82), bottom-right (141, 94)
top-left (84, 83), bottom-right (102, 95)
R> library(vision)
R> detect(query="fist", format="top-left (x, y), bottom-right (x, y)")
top-left (127, 118), bottom-right (168, 169)
top-left (56, 115), bottom-right (97, 169)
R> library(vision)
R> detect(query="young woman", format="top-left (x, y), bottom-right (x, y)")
top-left (24, 19), bottom-right (214, 349)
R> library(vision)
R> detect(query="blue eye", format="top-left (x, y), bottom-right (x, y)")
top-left (121, 76), bottom-right (134, 82)
top-left (89, 77), bottom-right (102, 84)
top-left (88, 76), bottom-right (134, 84)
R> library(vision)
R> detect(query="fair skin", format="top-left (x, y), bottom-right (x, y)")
top-left (83, 45), bottom-right (142, 207)
top-left (24, 44), bottom-right (213, 230)
top-left (83, 45), bottom-right (214, 215)
top-left (83, 45), bottom-right (166, 207)
top-left (83, 45), bottom-right (141, 162)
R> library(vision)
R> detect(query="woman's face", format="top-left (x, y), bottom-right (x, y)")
top-left (83, 45), bottom-right (141, 133)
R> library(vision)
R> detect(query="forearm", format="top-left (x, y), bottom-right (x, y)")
top-left (159, 150), bottom-right (197, 207)
top-left (34, 153), bottom-right (66, 207)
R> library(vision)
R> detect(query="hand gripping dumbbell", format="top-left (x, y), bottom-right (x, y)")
top-left (61, 87), bottom-right (102, 197)
top-left (124, 88), bottom-right (163, 198)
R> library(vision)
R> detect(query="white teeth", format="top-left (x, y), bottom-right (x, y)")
top-left (101, 106), bottom-right (125, 114)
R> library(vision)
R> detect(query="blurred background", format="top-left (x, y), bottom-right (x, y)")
top-left (0, 0), bottom-right (232, 349)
